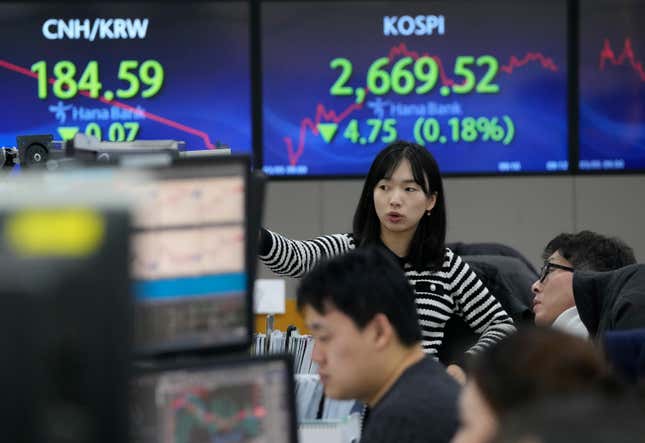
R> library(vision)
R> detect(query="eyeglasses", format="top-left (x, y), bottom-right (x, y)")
top-left (539, 261), bottom-right (575, 283)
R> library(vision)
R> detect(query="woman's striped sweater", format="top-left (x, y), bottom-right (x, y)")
top-left (260, 229), bottom-right (516, 357)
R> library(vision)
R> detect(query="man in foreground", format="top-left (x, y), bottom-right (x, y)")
top-left (297, 246), bottom-right (459, 443)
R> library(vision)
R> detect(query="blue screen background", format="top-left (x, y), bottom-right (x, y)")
top-left (0, 2), bottom-right (252, 155)
top-left (261, 1), bottom-right (569, 176)
top-left (579, 0), bottom-right (645, 171)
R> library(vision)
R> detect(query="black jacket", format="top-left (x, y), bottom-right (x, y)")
top-left (573, 264), bottom-right (645, 337)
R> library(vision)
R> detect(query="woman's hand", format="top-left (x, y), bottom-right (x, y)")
top-left (446, 364), bottom-right (467, 385)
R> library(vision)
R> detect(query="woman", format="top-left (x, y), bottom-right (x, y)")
top-left (451, 327), bottom-right (613, 443)
top-left (259, 140), bottom-right (515, 366)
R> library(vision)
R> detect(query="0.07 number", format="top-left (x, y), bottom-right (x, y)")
top-left (85, 121), bottom-right (140, 142)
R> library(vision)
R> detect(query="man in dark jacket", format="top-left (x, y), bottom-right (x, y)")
top-left (297, 246), bottom-right (459, 443)
top-left (531, 231), bottom-right (637, 337)
top-left (574, 264), bottom-right (645, 337)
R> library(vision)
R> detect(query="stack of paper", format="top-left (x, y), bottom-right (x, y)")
top-left (299, 412), bottom-right (362, 443)
top-left (294, 374), bottom-right (325, 420)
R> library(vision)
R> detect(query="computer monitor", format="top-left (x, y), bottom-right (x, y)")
top-left (0, 175), bottom-right (132, 443)
top-left (261, 0), bottom-right (569, 176)
top-left (131, 355), bottom-right (298, 443)
top-left (0, 1), bottom-right (251, 155)
top-left (578, 0), bottom-right (645, 172)
top-left (0, 292), bottom-right (42, 441)
top-left (127, 156), bottom-right (253, 355)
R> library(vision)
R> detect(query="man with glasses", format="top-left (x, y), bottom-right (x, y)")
top-left (532, 231), bottom-right (636, 337)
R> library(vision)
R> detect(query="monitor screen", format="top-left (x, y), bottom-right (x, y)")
top-left (131, 356), bottom-right (297, 443)
top-left (0, 1), bottom-right (251, 154)
top-left (128, 157), bottom-right (251, 354)
top-left (261, 0), bottom-right (569, 176)
top-left (0, 177), bottom-right (132, 443)
top-left (578, 0), bottom-right (645, 171)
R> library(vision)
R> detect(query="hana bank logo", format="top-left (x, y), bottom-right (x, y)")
top-left (42, 18), bottom-right (149, 41)
top-left (383, 15), bottom-right (445, 36)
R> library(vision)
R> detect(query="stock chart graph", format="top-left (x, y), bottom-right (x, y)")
top-left (0, 3), bottom-right (252, 154)
top-left (262, 1), bottom-right (569, 176)
top-left (579, 0), bottom-right (645, 171)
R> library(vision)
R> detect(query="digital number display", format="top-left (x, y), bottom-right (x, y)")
top-left (0, 2), bottom-right (251, 153)
top-left (261, 1), bottom-right (569, 176)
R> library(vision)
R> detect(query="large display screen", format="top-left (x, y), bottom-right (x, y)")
top-left (579, 0), bottom-right (645, 171)
top-left (261, 1), bottom-right (569, 176)
top-left (0, 2), bottom-right (251, 154)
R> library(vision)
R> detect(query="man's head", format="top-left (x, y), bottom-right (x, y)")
top-left (452, 327), bottom-right (612, 443)
top-left (495, 392), bottom-right (644, 443)
top-left (296, 246), bottom-right (421, 402)
top-left (532, 231), bottom-right (636, 326)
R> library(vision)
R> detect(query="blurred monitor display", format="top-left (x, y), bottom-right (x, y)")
top-left (261, 0), bottom-right (569, 176)
top-left (0, 176), bottom-right (132, 443)
top-left (128, 157), bottom-right (251, 354)
top-left (579, 0), bottom-right (645, 171)
top-left (0, 1), bottom-right (251, 155)
top-left (131, 356), bottom-right (297, 443)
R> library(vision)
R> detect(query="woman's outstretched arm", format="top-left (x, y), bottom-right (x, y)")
top-left (259, 228), bottom-right (355, 278)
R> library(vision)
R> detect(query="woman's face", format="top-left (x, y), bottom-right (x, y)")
top-left (373, 159), bottom-right (436, 239)
top-left (451, 381), bottom-right (498, 443)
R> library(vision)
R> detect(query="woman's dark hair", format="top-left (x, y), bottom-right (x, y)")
top-left (495, 392), bottom-right (645, 443)
top-left (468, 327), bottom-right (614, 418)
top-left (352, 140), bottom-right (447, 270)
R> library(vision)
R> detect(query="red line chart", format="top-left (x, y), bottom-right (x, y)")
top-left (599, 37), bottom-right (645, 82)
top-left (0, 59), bottom-right (217, 149)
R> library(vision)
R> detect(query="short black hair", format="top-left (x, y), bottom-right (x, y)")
top-left (543, 230), bottom-right (636, 272)
top-left (352, 140), bottom-right (447, 271)
top-left (296, 246), bottom-right (422, 346)
top-left (495, 392), bottom-right (645, 443)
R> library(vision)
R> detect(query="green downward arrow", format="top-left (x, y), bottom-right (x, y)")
top-left (58, 126), bottom-right (80, 140)
top-left (317, 123), bottom-right (338, 144)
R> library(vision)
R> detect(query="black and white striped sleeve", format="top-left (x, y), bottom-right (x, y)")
top-left (258, 229), bottom-right (355, 278)
top-left (446, 250), bottom-right (516, 354)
